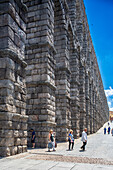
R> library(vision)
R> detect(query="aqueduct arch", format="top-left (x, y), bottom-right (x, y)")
top-left (0, 0), bottom-right (109, 157)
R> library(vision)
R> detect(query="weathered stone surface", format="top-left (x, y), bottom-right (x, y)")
top-left (0, 0), bottom-right (28, 157)
top-left (24, 0), bottom-right (109, 145)
top-left (0, 0), bottom-right (109, 157)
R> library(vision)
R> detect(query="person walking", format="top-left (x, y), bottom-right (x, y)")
top-left (104, 127), bottom-right (106, 134)
top-left (30, 129), bottom-right (36, 148)
top-left (81, 128), bottom-right (87, 151)
top-left (111, 128), bottom-right (113, 136)
top-left (108, 126), bottom-right (110, 134)
top-left (48, 129), bottom-right (56, 152)
top-left (68, 129), bottom-right (74, 150)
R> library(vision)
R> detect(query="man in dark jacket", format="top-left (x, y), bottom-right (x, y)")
top-left (30, 129), bottom-right (36, 148)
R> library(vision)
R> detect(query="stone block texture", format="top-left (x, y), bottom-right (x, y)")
top-left (24, 0), bottom-right (56, 148)
top-left (0, 0), bottom-right (109, 156)
top-left (0, 0), bottom-right (28, 157)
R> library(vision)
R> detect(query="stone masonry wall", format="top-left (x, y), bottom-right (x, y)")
top-left (24, 0), bottom-right (56, 148)
top-left (67, 0), bottom-right (80, 138)
top-left (54, 0), bottom-right (71, 141)
top-left (0, 0), bottom-right (28, 157)
top-left (24, 0), bottom-right (109, 143)
top-left (0, 0), bottom-right (109, 156)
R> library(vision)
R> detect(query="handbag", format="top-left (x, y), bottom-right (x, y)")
top-left (48, 142), bottom-right (53, 149)
top-left (55, 141), bottom-right (57, 148)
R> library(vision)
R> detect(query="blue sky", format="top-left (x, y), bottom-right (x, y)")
top-left (83, 0), bottom-right (113, 111)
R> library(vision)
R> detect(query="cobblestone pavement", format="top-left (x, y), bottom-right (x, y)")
top-left (0, 122), bottom-right (113, 170)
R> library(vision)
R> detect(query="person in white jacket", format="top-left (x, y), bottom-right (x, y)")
top-left (81, 128), bottom-right (87, 151)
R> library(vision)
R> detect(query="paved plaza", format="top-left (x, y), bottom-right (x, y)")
top-left (0, 122), bottom-right (113, 170)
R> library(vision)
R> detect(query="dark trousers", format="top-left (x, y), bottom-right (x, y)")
top-left (69, 140), bottom-right (74, 150)
top-left (81, 142), bottom-right (87, 151)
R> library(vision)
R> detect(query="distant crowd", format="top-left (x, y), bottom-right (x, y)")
top-left (104, 122), bottom-right (113, 135)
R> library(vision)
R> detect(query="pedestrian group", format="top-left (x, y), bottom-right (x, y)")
top-left (30, 128), bottom-right (88, 152)
top-left (104, 122), bottom-right (113, 136)
top-left (30, 121), bottom-right (113, 152)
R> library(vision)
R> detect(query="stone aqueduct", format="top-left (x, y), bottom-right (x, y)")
top-left (0, 0), bottom-right (109, 156)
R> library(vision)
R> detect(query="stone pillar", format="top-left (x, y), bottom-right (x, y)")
top-left (94, 92), bottom-right (97, 132)
top-left (24, 0), bottom-right (56, 147)
top-left (85, 42), bottom-right (92, 134)
top-left (66, 0), bottom-right (80, 138)
top-left (67, 0), bottom-right (76, 29)
top-left (76, 0), bottom-right (86, 135)
top-left (85, 71), bottom-right (90, 134)
top-left (54, 0), bottom-right (71, 141)
top-left (92, 89), bottom-right (95, 133)
top-left (70, 47), bottom-right (80, 138)
top-left (79, 63), bottom-right (86, 135)
top-left (96, 95), bottom-right (100, 130)
top-left (89, 82), bottom-right (93, 134)
top-left (0, 0), bottom-right (28, 157)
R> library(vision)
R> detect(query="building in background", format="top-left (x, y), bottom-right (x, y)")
top-left (109, 111), bottom-right (113, 121)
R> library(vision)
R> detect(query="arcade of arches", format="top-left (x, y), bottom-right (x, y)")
top-left (0, 0), bottom-right (109, 157)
